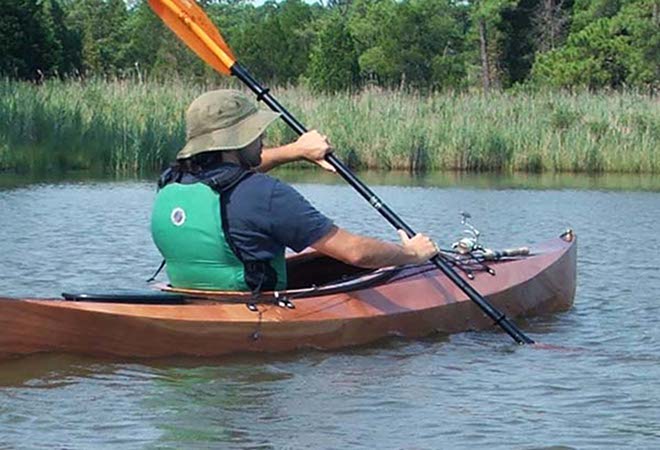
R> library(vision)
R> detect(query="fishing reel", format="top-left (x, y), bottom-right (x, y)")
top-left (451, 212), bottom-right (530, 264)
top-left (452, 212), bottom-right (484, 255)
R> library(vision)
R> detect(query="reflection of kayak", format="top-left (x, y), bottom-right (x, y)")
top-left (0, 232), bottom-right (576, 359)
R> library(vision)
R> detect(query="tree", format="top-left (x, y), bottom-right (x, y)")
top-left (533, 0), bottom-right (570, 52)
top-left (226, 0), bottom-right (315, 84)
top-left (66, 0), bottom-right (130, 75)
top-left (123, 0), bottom-right (166, 77)
top-left (617, 0), bottom-right (660, 88)
top-left (532, 0), bottom-right (660, 89)
top-left (123, 0), bottom-right (210, 80)
top-left (37, 0), bottom-right (81, 76)
top-left (306, 11), bottom-right (359, 92)
top-left (347, 0), bottom-right (397, 84)
top-left (0, 0), bottom-right (54, 79)
top-left (467, 0), bottom-right (517, 91)
top-left (571, 0), bottom-right (622, 32)
top-left (347, 0), bottom-right (467, 90)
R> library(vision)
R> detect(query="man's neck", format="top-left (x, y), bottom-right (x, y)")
top-left (220, 150), bottom-right (242, 166)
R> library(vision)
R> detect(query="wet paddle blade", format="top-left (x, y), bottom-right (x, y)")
top-left (148, 0), bottom-right (236, 75)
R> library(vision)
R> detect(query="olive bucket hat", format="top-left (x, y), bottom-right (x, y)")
top-left (177, 89), bottom-right (280, 160)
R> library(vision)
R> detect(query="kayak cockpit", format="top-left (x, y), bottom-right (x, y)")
top-left (285, 250), bottom-right (372, 289)
top-left (61, 251), bottom-right (385, 305)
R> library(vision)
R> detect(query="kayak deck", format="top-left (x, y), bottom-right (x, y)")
top-left (0, 234), bottom-right (576, 359)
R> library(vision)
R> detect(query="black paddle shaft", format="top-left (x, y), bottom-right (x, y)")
top-left (231, 63), bottom-right (534, 345)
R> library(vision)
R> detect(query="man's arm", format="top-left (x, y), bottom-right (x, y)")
top-left (265, 180), bottom-right (437, 269)
top-left (311, 226), bottom-right (438, 268)
top-left (257, 130), bottom-right (335, 173)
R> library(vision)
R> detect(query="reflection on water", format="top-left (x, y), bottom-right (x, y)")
top-left (2, 168), bottom-right (660, 192)
top-left (1, 171), bottom-right (660, 449)
top-left (279, 169), bottom-right (660, 192)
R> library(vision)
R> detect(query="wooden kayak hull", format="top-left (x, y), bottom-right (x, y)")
top-left (0, 234), bottom-right (576, 359)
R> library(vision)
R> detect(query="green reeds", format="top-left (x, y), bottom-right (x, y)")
top-left (0, 78), bottom-right (194, 174)
top-left (275, 87), bottom-right (659, 174)
top-left (0, 79), bottom-right (658, 174)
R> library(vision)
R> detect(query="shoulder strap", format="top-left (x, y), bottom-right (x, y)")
top-left (146, 259), bottom-right (166, 282)
top-left (203, 165), bottom-right (254, 193)
top-left (157, 166), bottom-right (183, 190)
top-left (207, 166), bottom-right (272, 295)
top-left (158, 163), bottom-right (252, 192)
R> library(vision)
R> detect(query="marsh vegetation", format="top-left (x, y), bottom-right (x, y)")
top-left (1, 79), bottom-right (657, 174)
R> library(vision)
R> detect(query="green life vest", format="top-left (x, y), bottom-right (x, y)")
top-left (151, 179), bottom-right (287, 292)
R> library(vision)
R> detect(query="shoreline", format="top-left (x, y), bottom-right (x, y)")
top-left (2, 167), bottom-right (660, 193)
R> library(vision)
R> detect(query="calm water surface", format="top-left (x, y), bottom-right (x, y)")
top-left (0, 171), bottom-right (659, 449)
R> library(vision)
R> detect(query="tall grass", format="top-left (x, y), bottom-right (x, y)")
top-left (289, 87), bottom-right (659, 173)
top-left (1, 78), bottom-right (658, 174)
top-left (0, 78), bottom-right (195, 174)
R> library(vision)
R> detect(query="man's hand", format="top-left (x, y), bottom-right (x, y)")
top-left (292, 130), bottom-right (336, 172)
top-left (258, 130), bottom-right (336, 173)
top-left (397, 230), bottom-right (439, 264)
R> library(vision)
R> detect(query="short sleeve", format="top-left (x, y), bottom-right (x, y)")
top-left (268, 181), bottom-right (334, 252)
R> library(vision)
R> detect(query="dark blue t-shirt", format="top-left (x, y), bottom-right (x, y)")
top-left (179, 165), bottom-right (333, 262)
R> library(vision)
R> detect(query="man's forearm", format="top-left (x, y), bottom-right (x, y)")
top-left (257, 130), bottom-right (334, 173)
top-left (257, 144), bottom-right (300, 172)
top-left (312, 227), bottom-right (417, 269)
top-left (349, 236), bottom-right (416, 268)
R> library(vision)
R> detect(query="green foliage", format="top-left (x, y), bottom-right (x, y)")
top-left (0, 79), bottom-right (190, 173)
top-left (532, 0), bottom-right (660, 89)
top-left (0, 0), bottom-right (65, 79)
top-left (2, 80), bottom-right (658, 174)
top-left (571, 0), bottom-right (623, 32)
top-left (38, 0), bottom-right (81, 76)
top-left (470, 0), bottom-right (517, 22)
top-left (0, 0), bottom-right (657, 91)
top-left (616, 0), bottom-right (660, 88)
top-left (305, 12), bottom-right (360, 92)
top-left (550, 105), bottom-right (582, 130)
top-left (226, 0), bottom-right (315, 84)
top-left (461, 130), bottom-right (513, 172)
top-left (66, 0), bottom-right (131, 75)
top-left (348, 0), bottom-right (468, 90)
top-left (122, 1), bottom-right (166, 75)
top-left (498, 0), bottom-right (548, 85)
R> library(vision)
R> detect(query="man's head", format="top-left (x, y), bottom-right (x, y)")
top-left (177, 89), bottom-right (279, 167)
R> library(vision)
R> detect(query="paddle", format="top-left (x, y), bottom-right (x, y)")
top-left (148, 0), bottom-right (535, 345)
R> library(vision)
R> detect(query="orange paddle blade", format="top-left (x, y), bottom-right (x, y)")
top-left (148, 0), bottom-right (236, 75)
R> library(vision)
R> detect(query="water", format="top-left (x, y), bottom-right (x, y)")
top-left (1, 171), bottom-right (659, 449)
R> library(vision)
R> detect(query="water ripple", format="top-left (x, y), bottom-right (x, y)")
top-left (1, 181), bottom-right (660, 449)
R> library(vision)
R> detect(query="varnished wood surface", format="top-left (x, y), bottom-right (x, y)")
top-left (0, 235), bottom-right (576, 358)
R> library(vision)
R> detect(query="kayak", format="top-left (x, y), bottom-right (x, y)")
top-left (0, 231), bottom-right (576, 359)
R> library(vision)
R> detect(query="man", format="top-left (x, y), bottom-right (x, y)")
top-left (151, 89), bottom-right (437, 292)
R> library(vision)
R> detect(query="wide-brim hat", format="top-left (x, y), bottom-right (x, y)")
top-left (177, 89), bottom-right (280, 160)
